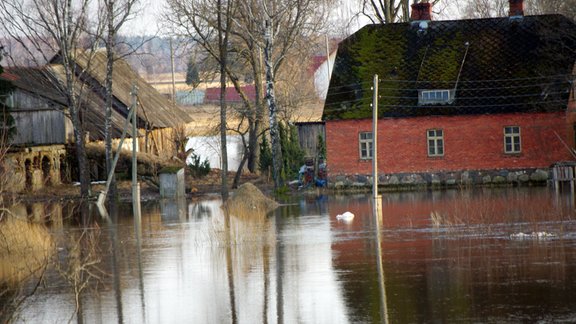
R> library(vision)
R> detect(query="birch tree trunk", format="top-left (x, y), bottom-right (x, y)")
top-left (105, 0), bottom-right (116, 199)
top-left (103, 0), bottom-right (138, 200)
top-left (264, 19), bottom-right (283, 189)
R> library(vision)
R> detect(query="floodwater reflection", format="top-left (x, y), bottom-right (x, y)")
top-left (3, 187), bottom-right (576, 323)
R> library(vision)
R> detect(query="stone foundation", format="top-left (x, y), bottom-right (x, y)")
top-left (328, 168), bottom-right (550, 191)
top-left (3, 145), bottom-right (66, 193)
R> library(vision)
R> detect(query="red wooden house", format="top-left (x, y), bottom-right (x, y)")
top-left (323, 0), bottom-right (576, 188)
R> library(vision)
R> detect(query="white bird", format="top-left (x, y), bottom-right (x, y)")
top-left (336, 211), bottom-right (355, 222)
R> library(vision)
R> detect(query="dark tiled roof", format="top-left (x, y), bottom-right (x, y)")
top-left (323, 15), bottom-right (576, 120)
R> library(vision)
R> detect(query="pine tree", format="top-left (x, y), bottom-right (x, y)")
top-left (185, 56), bottom-right (200, 89)
top-left (259, 135), bottom-right (272, 175)
top-left (279, 122), bottom-right (305, 181)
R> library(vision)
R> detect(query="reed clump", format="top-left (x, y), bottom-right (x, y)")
top-left (0, 210), bottom-right (54, 287)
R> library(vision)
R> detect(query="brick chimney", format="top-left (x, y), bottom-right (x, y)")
top-left (509, 0), bottom-right (524, 17)
top-left (411, 2), bottom-right (432, 21)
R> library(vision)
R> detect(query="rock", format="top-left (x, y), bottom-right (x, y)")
top-left (530, 169), bottom-right (549, 182)
top-left (387, 175), bottom-right (399, 185)
top-left (493, 175), bottom-right (506, 184)
top-left (518, 174), bottom-right (530, 182)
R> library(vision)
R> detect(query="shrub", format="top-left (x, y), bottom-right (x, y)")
top-left (187, 153), bottom-right (210, 178)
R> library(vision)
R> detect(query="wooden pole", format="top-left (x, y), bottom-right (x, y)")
top-left (170, 38), bottom-right (176, 103)
top-left (372, 74), bottom-right (379, 200)
top-left (131, 83), bottom-right (141, 218)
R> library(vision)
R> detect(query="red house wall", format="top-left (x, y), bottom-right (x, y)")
top-left (326, 112), bottom-right (573, 176)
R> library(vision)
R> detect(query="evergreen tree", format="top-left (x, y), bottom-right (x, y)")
top-left (0, 50), bottom-right (15, 146)
top-left (316, 133), bottom-right (326, 161)
top-left (259, 135), bottom-right (272, 175)
top-left (279, 122), bottom-right (305, 181)
top-left (185, 56), bottom-right (200, 89)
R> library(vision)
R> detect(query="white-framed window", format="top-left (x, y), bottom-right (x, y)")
top-left (427, 129), bottom-right (444, 157)
top-left (359, 132), bottom-right (373, 160)
top-left (419, 89), bottom-right (454, 105)
top-left (504, 126), bottom-right (521, 154)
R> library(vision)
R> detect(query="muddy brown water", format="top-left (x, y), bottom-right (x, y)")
top-left (4, 187), bottom-right (576, 323)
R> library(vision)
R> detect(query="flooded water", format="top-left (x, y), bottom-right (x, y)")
top-left (3, 187), bottom-right (576, 323)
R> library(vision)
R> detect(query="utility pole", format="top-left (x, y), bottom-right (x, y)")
top-left (170, 38), bottom-right (177, 103)
top-left (131, 83), bottom-right (141, 218)
top-left (96, 82), bottom-right (139, 216)
top-left (372, 74), bottom-right (380, 200)
top-left (373, 74), bottom-right (382, 225)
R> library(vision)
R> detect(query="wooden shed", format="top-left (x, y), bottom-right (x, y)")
top-left (1, 50), bottom-right (194, 192)
top-left (50, 50), bottom-right (194, 156)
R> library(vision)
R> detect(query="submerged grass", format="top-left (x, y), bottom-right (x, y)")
top-left (428, 188), bottom-right (576, 237)
top-left (0, 209), bottom-right (55, 322)
top-left (0, 209), bottom-right (54, 287)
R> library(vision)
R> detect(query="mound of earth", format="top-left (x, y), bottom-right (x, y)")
top-left (225, 182), bottom-right (278, 215)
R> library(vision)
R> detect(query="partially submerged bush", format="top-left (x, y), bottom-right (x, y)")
top-left (187, 153), bottom-right (210, 178)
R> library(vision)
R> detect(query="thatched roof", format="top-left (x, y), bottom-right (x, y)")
top-left (1, 66), bottom-right (137, 140)
top-left (2, 67), bottom-right (66, 105)
top-left (51, 49), bottom-right (193, 128)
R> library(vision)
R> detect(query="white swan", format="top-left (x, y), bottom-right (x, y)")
top-left (336, 211), bottom-right (355, 222)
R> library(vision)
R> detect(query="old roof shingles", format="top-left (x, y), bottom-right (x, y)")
top-left (323, 14), bottom-right (576, 120)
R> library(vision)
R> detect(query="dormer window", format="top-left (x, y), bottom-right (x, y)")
top-left (418, 89), bottom-right (455, 105)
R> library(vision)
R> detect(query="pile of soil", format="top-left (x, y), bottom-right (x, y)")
top-left (225, 182), bottom-right (279, 215)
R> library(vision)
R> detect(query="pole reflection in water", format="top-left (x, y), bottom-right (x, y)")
top-left (274, 210), bottom-right (284, 324)
top-left (109, 201), bottom-right (124, 324)
top-left (373, 197), bottom-right (389, 324)
top-left (134, 197), bottom-right (146, 322)
top-left (12, 187), bottom-right (576, 323)
top-left (224, 209), bottom-right (238, 324)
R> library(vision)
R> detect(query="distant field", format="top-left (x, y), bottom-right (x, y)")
top-left (142, 73), bottom-right (324, 136)
top-left (182, 103), bottom-right (324, 136)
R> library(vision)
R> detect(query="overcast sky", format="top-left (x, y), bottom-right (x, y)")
top-left (123, 0), bottom-right (463, 37)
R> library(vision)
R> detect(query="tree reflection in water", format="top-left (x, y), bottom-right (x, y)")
top-left (4, 187), bottom-right (576, 323)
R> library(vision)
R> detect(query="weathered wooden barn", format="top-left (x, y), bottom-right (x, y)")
top-left (50, 50), bottom-right (193, 155)
top-left (1, 50), bottom-right (193, 192)
top-left (323, 0), bottom-right (576, 189)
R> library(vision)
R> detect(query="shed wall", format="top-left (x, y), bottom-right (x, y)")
top-left (9, 90), bottom-right (72, 145)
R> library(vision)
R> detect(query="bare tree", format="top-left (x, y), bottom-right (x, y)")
top-left (461, 0), bottom-right (508, 18)
top-left (165, 0), bottom-right (234, 200)
top-left (227, 0), bottom-right (330, 189)
top-left (101, 0), bottom-right (140, 200)
top-left (527, 0), bottom-right (576, 20)
top-left (451, 0), bottom-right (576, 19)
top-left (0, 0), bottom-right (105, 197)
top-left (358, 0), bottom-right (442, 24)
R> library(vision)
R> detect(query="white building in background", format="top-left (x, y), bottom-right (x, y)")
top-left (313, 51), bottom-right (337, 100)
top-left (185, 135), bottom-right (244, 172)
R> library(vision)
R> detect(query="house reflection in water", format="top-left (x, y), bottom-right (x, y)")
top-left (5, 187), bottom-right (576, 323)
